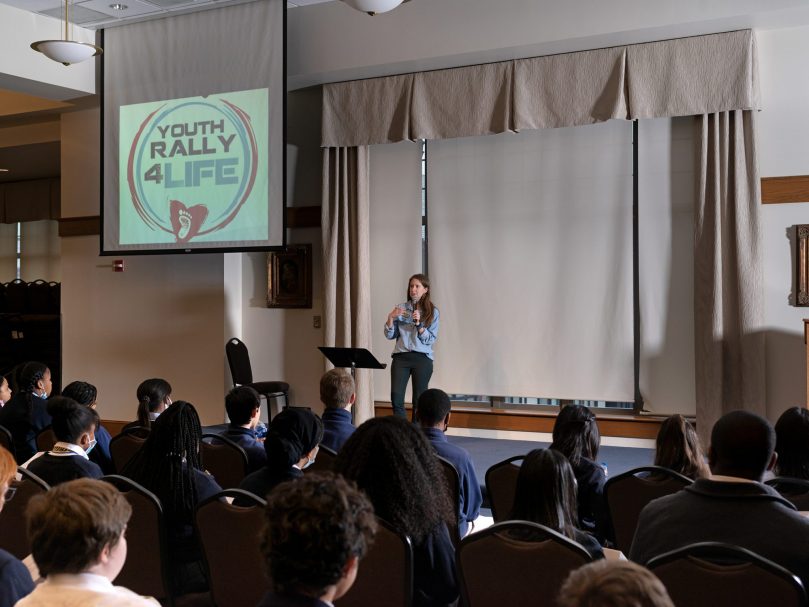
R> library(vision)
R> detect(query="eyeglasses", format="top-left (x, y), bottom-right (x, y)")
top-left (4, 486), bottom-right (16, 502)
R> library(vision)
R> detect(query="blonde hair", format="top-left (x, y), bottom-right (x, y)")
top-left (320, 369), bottom-right (355, 409)
top-left (0, 446), bottom-right (15, 485)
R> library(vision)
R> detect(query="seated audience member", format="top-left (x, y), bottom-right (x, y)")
top-left (630, 410), bottom-right (809, 589)
top-left (23, 397), bottom-right (103, 486)
top-left (551, 404), bottom-right (611, 544)
top-left (774, 406), bottom-right (809, 479)
top-left (0, 374), bottom-right (11, 407)
top-left (509, 448), bottom-right (604, 559)
top-left (0, 361), bottom-right (52, 463)
top-left (257, 473), bottom-right (377, 607)
top-left (557, 560), bottom-right (674, 607)
top-left (220, 386), bottom-right (266, 473)
top-left (122, 401), bottom-right (221, 594)
top-left (0, 445), bottom-right (35, 607)
top-left (335, 416), bottom-right (459, 607)
top-left (416, 388), bottom-right (482, 537)
top-left (61, 381), bottom-right (113, 474)
top-left (122, 378), bottom-right (172, 433)
top-left (238, 408), bottom-right (323, 502)
top-left (16, 478), bottom-right (159, 607)
top-left (653, 414), bottom-right (709, 480)
top-left (319, 369), bottom-right (356, 452)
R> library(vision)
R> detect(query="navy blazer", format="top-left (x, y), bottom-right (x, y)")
top-left (0, 548), bottom-right (34, 607)
top-left (237, 466), bottom-right (303, 504)
top-left (320, 408), bottom-right (355, 453)
top-left (422, 427), bottom-right (482, 538)
top-left (0, 392), bottom-right (51, 464)
top-left (222, 426), bottom-right (267, 473)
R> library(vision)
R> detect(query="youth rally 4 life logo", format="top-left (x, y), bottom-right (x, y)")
top-left (127, 95), bottom-right (259, 244)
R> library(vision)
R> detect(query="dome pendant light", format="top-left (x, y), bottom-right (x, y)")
top-left (341, 0), bottom-right (410, 16)
top-left (31, 0), bottom-right (102, 66)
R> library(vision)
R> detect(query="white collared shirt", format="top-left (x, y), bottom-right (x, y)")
top-left (15, 572), bottom-right (160, 607)
top-left (21, 442), bottom-right (89, 470)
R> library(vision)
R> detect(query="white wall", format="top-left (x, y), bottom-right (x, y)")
top-left (0, 3), bottom-right (95, 100)
top-left (757, 25), bottom-right (809, 420)
top-left (60, 108), bottom-right (226, 425)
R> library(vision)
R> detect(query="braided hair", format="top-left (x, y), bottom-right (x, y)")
top-left (135, 378), bottom-right (172, 429)
top-left (61, 381), bottom-right (97, 408)
top-left (16, 362), bottom-right (50, 424)
top-left (122, 401), bottom-right (202, 528)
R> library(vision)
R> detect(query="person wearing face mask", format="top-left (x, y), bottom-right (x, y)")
top-left (0, 361), bottom-right (53, 463)
top-left (22, 396), bottom-right (103, 486)
top-left (384, 274), bottom-right (440, 421)
top-left (0, 375), bottom-right (11, 407)
top-left (237, 408), bottom-right (323, 505)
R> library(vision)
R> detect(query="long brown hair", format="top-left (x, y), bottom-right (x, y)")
top-left (407, 273), bottom-right (436, 327)
top-left (654, 414), bottom-right (709, 480)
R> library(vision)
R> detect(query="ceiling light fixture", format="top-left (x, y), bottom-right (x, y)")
top-left (340, 0), bottom-right (411, 16)
top-left (109, 3), bottom-right (128, 10)
top-left (31, 0), bottom-right (103, 66)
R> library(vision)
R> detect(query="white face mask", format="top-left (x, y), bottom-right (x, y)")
top-left (86, 438), bottom-right (97, 454)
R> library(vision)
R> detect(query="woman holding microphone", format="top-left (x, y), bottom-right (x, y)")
top-left (384, 274), bottom-right (439, 420)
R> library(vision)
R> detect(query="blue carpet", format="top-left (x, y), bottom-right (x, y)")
top-left (445, 435), bottom-right (655, 483)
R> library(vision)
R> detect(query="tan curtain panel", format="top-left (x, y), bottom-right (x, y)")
top-left (412, 62), bottom-right (514, 140)
top-left (322, 30), bottom-right (758, 146)
top-left (694, 110), bottom-right (765, 442)
top-left (514, 47), bottom-right (627, 130)
top-left (322, 75), bottom-right (414, 147)
top-left (321, 146), bottom-right (375, 424)
top-left (627, 30), bottom-right (759, 119)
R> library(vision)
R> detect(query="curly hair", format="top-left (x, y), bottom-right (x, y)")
top-left (122, 401), bottom-right (202, 528)
top-left (654, 415), bottom-right (709, 480)
top-left (334, 416), bottom-right (453, 544)
top-left (775, 407), bottom-right (809, 480)
top-left (551, 404), bottom-right (600, 467)
top-left (262, 472), bottom-right (377, 597)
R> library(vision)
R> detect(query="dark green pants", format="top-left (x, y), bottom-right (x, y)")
top-left (390, 351), bottom-right (433, 420)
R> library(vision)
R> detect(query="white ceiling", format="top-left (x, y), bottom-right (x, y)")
top-left (0, 0), bottom-right (331, 29)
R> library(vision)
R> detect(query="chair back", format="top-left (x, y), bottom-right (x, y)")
top-left (110, 431), bottom-right (147, 473)
top-left (458, 521), bottom-right (592, 607)
top-left (437, 455), bottom-right (462, 546)
top-left (604, 465), bottom-right (692, 552)
top-left (305, 443), bottom-right (337, 474)
top-left (766, 477), bottom-right (809, 511)
top-left (648, 542), bottom-right (808, 607)
top-left (196, 489), bottom-right (268, 607)
top-left (337, 518), bottom-right (413, 607)
top-left (101, 475), bottom-right (172, 601)
top-left (485, 455), bottom-right (524, 522)
top-left (0, 425), bottom-right (14, 459)
top-left (35, 426), bottom-right (56, 452)
top-left (0, 468), bottom-right (49, 559)
top-left (226, 338), bottom-right (254, 386)
top-left (201, 433), bottom-right (249, 489)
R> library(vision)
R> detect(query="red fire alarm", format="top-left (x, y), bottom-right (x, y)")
top-left (113, 259), bottom-right (125, 272)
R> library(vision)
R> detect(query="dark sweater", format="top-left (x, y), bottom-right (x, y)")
top-left (0, 548), bottom-right (34, 607)
top-left (630, 478), bottom-right (809, 589)
top-left (26, 451), bottom-right (103, 486)
top-left (0, 393), bottom-right (51, 464)
top-left (320, 408), bottom-right (355, 452)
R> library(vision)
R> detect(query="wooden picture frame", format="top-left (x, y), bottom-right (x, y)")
top-left (799, 225), bottom-right (809, 307)
top-left (267, 244), bottom-right (312, 308)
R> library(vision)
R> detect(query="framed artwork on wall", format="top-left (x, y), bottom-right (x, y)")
top-left (267, 244), bottom-right (312, 308)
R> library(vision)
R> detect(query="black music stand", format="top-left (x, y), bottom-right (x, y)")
top-left (318, 347), bottom-right (387, 380)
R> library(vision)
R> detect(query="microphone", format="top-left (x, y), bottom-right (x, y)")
top-left (411, 297), bottom-right (419, 325)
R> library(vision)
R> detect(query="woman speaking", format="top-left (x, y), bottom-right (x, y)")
top-left (384, 274), bottom-right (439, 420)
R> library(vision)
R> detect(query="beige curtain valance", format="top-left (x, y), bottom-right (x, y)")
top-left (321, 30), bottom-right (759, 147)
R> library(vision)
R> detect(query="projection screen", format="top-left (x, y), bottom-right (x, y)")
top-left (102, 0), bottom-right (285, 254)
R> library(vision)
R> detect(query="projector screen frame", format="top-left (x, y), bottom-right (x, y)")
top-left (98, 2), bottom-right (288, 256)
